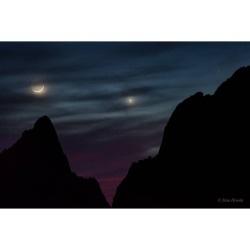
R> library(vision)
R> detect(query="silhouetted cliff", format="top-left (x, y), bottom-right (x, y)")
top-left (113, 66), bottom-right (250, 208)
top-left (0, 116), bottom-right (109, 208)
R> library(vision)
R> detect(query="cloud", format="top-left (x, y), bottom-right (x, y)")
top-left (113, 42), bottom-right (182, 58)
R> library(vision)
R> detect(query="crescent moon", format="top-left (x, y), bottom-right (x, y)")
top-left (32, 85), bottom-right (44, 93)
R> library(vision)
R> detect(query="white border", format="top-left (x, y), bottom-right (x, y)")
top-left (1, 0), bottom-right (250, 41)
top-left (1, 209), bottom-right (250, 250)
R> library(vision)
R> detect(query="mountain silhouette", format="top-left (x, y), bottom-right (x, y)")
top-left (113, 66), bottom-right (250, 208)
top-left (0, 116), bottom-right (109, 208)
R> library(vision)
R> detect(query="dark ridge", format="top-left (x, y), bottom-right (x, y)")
top-left (113, 66), bottom-right (250, 208)
top-left (0, 116), bottom-right (109, 208)
top-left (215, 66), bottom-right (250, 98)
top-left (34, 115), bottom-right (57, 137)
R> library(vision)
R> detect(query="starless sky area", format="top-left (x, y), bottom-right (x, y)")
top-left (1, 42), bottom-right (250, 204)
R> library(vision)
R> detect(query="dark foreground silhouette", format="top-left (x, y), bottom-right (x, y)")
top-left (113, 66), bottom-right (250, 208)
top-left (0, 116), bottom-right (109, 208)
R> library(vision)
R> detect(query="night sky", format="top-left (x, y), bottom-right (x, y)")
top-left (1, 42), bottom-right (250, 204)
